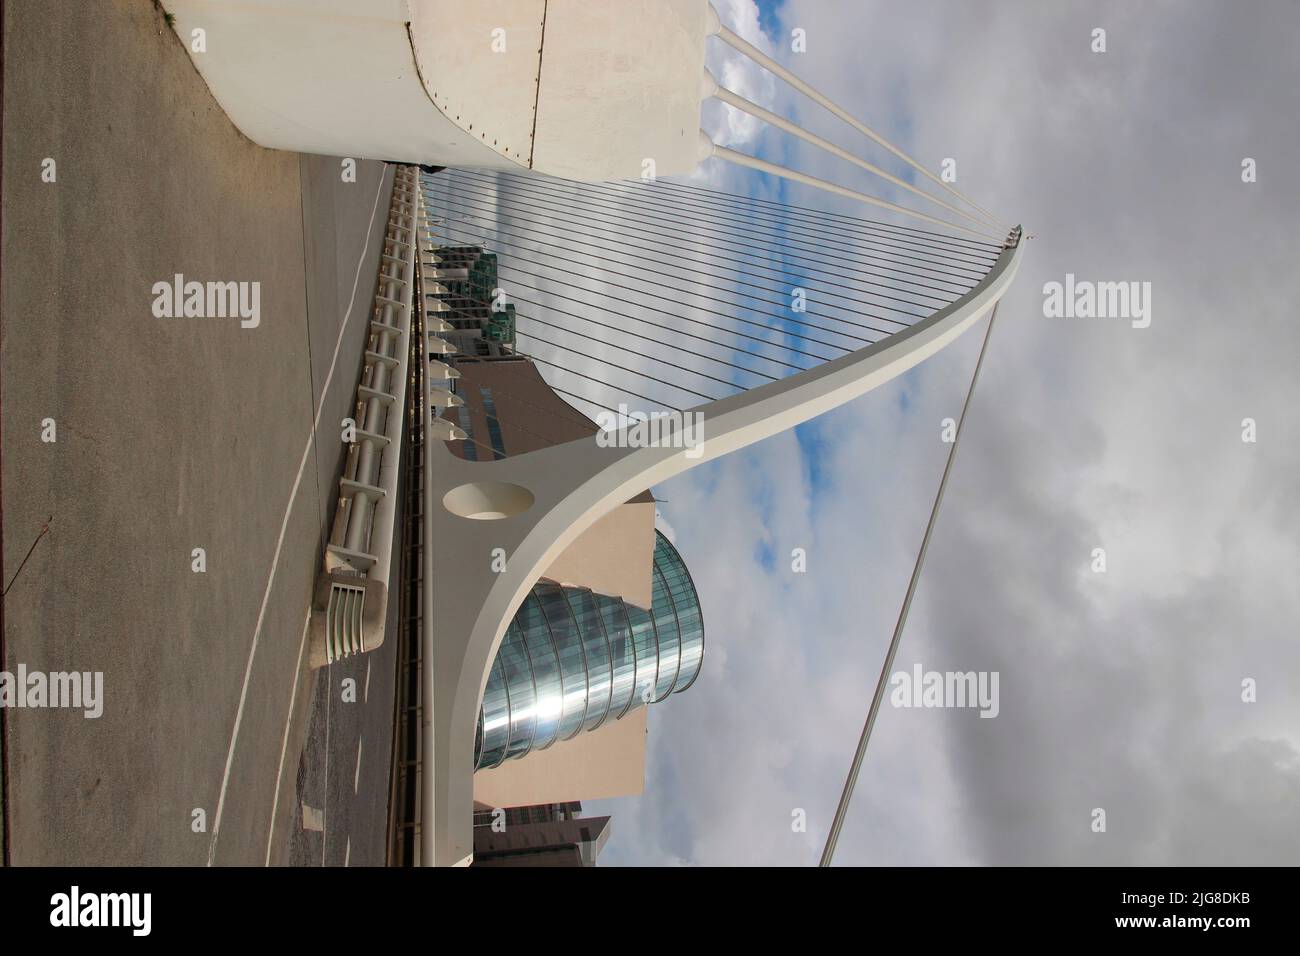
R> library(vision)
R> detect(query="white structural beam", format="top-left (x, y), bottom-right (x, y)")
top-left (702, 69), bottom-right (1001, 237)
top-left (419, 226), bottom-right (1024, 865)
top-left (707, 139), bottom-right (1007, 243)
top-left (705, 4), bottom-right (1011, 233)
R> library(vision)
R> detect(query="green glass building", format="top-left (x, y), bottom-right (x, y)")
top-left (475, 531), bottom-right (704, 769)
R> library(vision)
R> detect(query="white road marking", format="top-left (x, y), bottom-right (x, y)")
top-left (208, 167), bottom-right (391, 867)
top-left (364, 658), bottom-right (372, 702)
top-left (344, 837), bottom-right (351, 868)
top-left (354, 738), bottom-right (363, 795)
top-left (264, 612), bottom-right (311, 865)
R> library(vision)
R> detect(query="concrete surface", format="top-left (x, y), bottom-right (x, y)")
top-left (288, 470), bottom-right (402, 868)
top-left (1, 0), bottom-right (395, 865)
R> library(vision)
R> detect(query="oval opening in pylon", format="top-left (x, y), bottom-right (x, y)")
top-left (443, 480), bottom-right (535, 520)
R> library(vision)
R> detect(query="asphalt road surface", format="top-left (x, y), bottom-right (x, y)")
top-left (2, 0), bottom-right (399, 865)
top-left (289, 481), bottom-right (403, 868)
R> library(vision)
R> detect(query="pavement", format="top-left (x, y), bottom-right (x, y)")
top-left (1, 0), bottom-right (399, 865)
top-left (288, 476), bottom-right (403, 868)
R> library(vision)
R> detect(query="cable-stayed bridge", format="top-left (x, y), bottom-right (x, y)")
top-left (161, 0), bottom-right (1023, 866)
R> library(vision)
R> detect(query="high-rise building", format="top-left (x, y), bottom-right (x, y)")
top-left (427, 245), bottom-right (517, 360)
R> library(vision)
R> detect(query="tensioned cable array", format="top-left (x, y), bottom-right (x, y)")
top-left (420, 169), bottom-right (1002, 418)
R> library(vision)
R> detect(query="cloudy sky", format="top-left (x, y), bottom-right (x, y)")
top-left (561, 0), bottom-right (1300, 865)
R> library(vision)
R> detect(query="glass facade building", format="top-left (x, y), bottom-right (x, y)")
top-left (475, 531), bottom-right (704, 769)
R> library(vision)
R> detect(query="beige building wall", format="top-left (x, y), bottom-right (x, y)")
top-left (473, 707), bottom-right (647, 808)
top-left (543, 494), bottom-right (655, 609)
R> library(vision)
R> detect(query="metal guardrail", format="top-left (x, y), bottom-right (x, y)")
top-left (310, 166), bottom-right (420, 665)
top-left (388, 219), bottom-right (428, 866)
top-left (388, 179), bottom-right (473, 864)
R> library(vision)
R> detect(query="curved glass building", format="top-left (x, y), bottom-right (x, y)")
top-left (475, 531), bottom-right (704, 769)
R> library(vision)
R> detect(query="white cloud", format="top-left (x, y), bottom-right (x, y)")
top-left (701, 0), bottom-right (781, 149)
top-left (654, 508), bottom-right (678, 544)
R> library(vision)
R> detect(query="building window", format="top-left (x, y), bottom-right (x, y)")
top-left (456, 404), bottom-right (477, 461)
top-left (480, 386), bottom-right (506, 460)
top-left (474, 531), bottom-right (704, 769)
